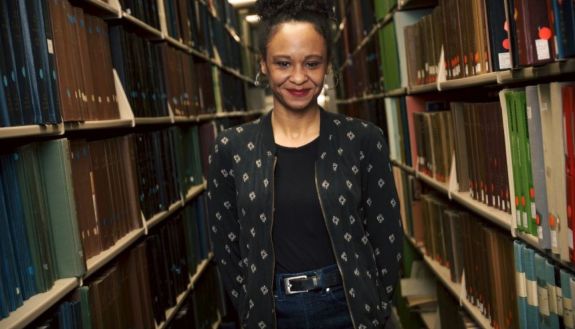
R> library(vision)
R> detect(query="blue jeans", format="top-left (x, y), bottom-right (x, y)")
top-left (273, 264), bottom-right (354, 329)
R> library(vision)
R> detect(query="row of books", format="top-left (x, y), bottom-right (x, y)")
top-left (0, 0), bottom-right (255, 127)
top-left (120, 0), bottom-right (161, 29)
top-left (337, 98), bottom-right (387, 129)
top-left (0, 140), bottom-right (84, 319)
top-left (162, 0), bottom-right (242, 57)
top-left (22, 199), bottom-right (217, 329)
top-left (0, 122), bottom-right (216, 320)
top-left (416, 189), bottom-right (518, 328)
top-left (499, 83), bottom-right (575, 262)
top-left (395, 159), bottom-right (575, 329)
top-left (386, 82), bottom-right (575, 258)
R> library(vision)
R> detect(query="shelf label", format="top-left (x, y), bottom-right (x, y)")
top-left (552, 230), bottom-right (558, 250)
top-left (549, 283), bottom-right (558, 314)
top-left (517, 272), bottom-right (527, 298)
top-left (556, 286), bottom-right (563, 316)
top-left (47, 39), bottom-right (54, 54)
top-left (536, 39), bottom-right (551, 60)
top-left (565, 298), bottom-right (574, 328)
top-left (498, 52), bottom-right (512, 70)
top-left (538, 226), bottom-right (543, 240)
top-left (527, 279), bottom-right (538, 306)
top-left (539, 285), bottom-right (550, 316)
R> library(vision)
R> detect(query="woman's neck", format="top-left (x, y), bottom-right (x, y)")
top-left (271, 105), bottom-right (320, 148)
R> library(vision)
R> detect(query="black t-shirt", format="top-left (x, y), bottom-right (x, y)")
top-left (272, 137), bottom-right (336, 273)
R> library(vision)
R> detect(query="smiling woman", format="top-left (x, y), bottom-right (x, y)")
top-left (207, 1), bottom-right (403, 329)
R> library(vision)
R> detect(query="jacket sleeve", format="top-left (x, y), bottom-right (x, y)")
top-left (361, 125), bottom-right (403, 311)
top-left (206, 131), bottom-right (245, 311)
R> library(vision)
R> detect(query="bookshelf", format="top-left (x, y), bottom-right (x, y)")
top-left (405, 236), bottom-right (492, 329)
top-left (0, 279), bottom-right (79, 329)
top-left (0, 0), bottom-right (264, 327)
top-left (0, 124), bottom-right (65, 140)
top-left (335, 0), bottom-right (575, 327)
top-left (157, 253), bottom-right (214, 329)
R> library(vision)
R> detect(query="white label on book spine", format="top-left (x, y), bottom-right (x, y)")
top-left (557, 287), bottom-right (564, 316)
top-left (536, 39), bottom-right (551, 60)
top-left (476, 63), bottom-right (481, 74)
top-left (527, 106), bottom-right (533, 120)
top-left (516, 212), bottom-right (522, 230)
top-left (569, 229), bottom-right (574, 249)
top-left (517, 272), bottom-right (527, 298)
top-left (498, 52), bottom-right (512, 69)
top-left (539, 285), bottom-right (551, 316)
top-left (552, 230), bottom-right (558, 250)
top-left (527, 279), bottom-right (539, 306)
top-left (565, 298), bottom-right (574, 328)
top-left (532, 203), bottom-right (536, 219)
top-left (549, 283), bottom-right (558, 314)
top-left (47, 39), bottom-right (54, 54)
top-left (538, 226), bottom-right (543, 240)
top-left (523, 212), bottom-right (528, 229)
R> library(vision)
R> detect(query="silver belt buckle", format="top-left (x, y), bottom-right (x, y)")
top-left (284, 275), bottom-right (308, 295)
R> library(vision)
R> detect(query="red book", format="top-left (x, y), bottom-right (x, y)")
top-left (563, 85), bottom-right (575, 262)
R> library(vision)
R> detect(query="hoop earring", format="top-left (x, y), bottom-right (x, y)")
top-left (254, 72), bottom-right (264, 87)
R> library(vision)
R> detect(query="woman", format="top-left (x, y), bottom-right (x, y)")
top-left (207, 1), bottom-right (403, 328)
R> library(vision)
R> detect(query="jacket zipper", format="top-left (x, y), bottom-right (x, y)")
top-left (271, 156), bottom-right (278, 329)
top-left (314, 162), bottom-right (358, 329)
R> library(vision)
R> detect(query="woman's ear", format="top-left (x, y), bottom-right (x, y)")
top-left (259, 58), bottom-right (268, 75)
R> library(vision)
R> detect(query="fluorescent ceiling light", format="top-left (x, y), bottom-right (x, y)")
top-left (228, 0), bottom-right (257, 7)
top-left (245, 14), bottom-right (260, 24)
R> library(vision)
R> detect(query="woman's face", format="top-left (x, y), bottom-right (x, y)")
top-left (260, 21), bottom-right (328, 113)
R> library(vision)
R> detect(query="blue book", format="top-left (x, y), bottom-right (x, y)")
top-left (526, 85), bottom-right (550, 250)
top-left (544, 260), bottom-right (560, 329)
top-left (23, 0), bottom-right (60, 124)
top-left (0, 260), bottom-right (8, 319)
top-left (14, 0), bottom-right (43, 124)
top-left (0, 165), bottom-right (24, 313)
top-left (0, 0), bottom-right (24, 126)
top-left (535, 253), bottom-right (549, 329)
top-left (524, 246), bottom-right (540, 328)
top-left (0, 154), bottom-right (37, 299)
top-left (0, 64), bottom-right (9, 127)
top-left (552, 0), bottom-right (575, 58)
top-left (515, 241), bottom-right (529, 329)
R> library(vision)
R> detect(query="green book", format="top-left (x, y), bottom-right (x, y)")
top-left (16, 145), bottom-right (56, 292)
top-left (378, 21), bottom-right (401, 91)
top-left (514, 91), bottom-right (537, 236)
top-left (80, 286), bottom-right (93, 329)
top-left (38, 139), bottom-right (86, 278)
top-left (504, 91), bottom-right (525, 232)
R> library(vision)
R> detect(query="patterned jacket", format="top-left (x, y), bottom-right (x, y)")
top-left (207, 109), bottom-right (403, 329)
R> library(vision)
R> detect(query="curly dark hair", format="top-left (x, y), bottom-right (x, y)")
top-left (255, 0), bottom-right (335, 62)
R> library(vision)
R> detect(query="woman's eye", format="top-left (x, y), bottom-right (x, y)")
top-left (276, 61), bottom-right (290, 68)
top-left (306, 62), bottom-right (321, 69)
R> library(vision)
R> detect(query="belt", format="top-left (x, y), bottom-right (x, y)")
top-left (281, 270), bottom-right (342, 295)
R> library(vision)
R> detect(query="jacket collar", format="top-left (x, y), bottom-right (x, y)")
top-left (260, 107), bottom-right (336, 154)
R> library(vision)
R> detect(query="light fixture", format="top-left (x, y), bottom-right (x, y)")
top-left (245, 14), bottom-right (260, 24)
top-left (228, 0), bottom-right (257, 8)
